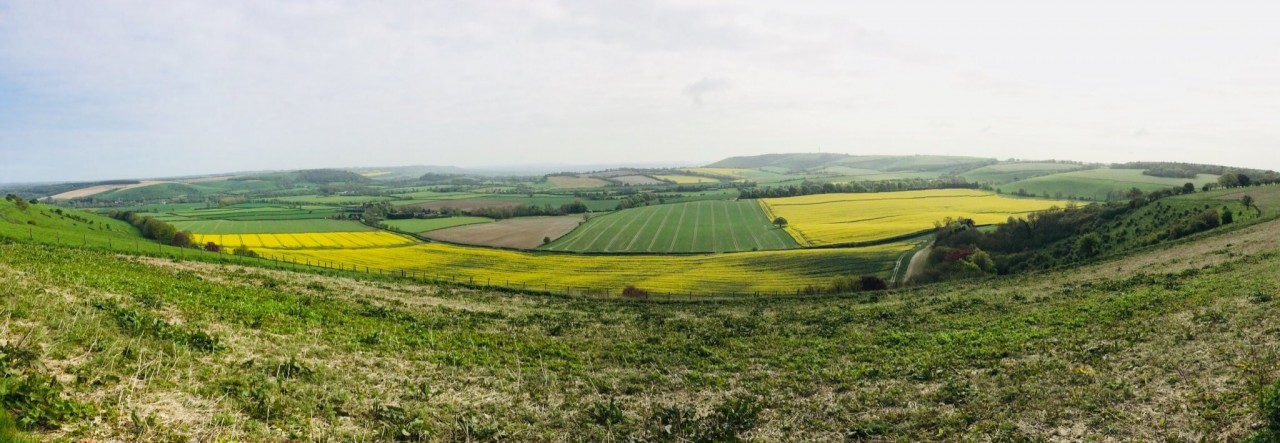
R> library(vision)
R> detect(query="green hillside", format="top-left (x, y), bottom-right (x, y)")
top-left (998, 168), bottom-right (1219, 200)
top-left (0, 198), bottom-right (146, 247)
top-left (3, 209), bottom-right (1280, 440)
top-left (708, 153), bottom-right (995, 174)
top-left (959, 162), bottom-right (1084, 184)
top-left (94, 182), bottom-right (204, 201)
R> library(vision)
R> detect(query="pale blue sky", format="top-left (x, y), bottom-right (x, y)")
top-left (1, 0), bottom-right (1278, 182)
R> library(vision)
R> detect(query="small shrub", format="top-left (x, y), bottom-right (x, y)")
top-left (586, 397), bottom-right (625, 428)
top-left (622, 285), bottom-right (650, 299)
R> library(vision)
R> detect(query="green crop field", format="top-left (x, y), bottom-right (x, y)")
top-left (380, 216), bottom-right (492, 233)
top-left (959, 162), bottom-right (1084, 184)
top-left (167, 205), bottom-right (344, 221)
top-left (170, 219), bottom-right (375, 234)
top-left (998, 168), bottom-right (1219, 201)
top-left (273, 194), bottom-right (397, 205)
top-left (544, 200), bottom-right (798, 253)
top-left (388, 190), bottom-right (485, 201)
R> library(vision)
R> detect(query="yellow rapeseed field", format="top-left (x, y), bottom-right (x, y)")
top-left (192, 231), bottom-right (416, 250)
top-left (760, 189), bottom-right (1070, 246)
top-left (249, 241), bottom-right (915, 294)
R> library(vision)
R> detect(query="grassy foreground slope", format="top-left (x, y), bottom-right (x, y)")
top-left (4, 211), bottom-right (1280, 440)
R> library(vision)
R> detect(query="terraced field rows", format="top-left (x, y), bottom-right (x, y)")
top-left (251, 241), bottom-right (911, 294)
top-left (192, 231), bottom-right (416, 249)
top-left (544, 200), bottom-right (798, 253)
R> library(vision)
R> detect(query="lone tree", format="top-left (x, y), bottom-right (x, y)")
top-left (773, 216), bottom-right (788, 229)
top-left (1243, 195), bottom-right (1260, 215)
top-left (1076, 233), bottom-right (1102, 258)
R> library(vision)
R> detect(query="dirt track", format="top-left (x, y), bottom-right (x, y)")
top-left (902, 244), bottom-right (932, 284)
top-left (50, 181), bottom-right (165, 200)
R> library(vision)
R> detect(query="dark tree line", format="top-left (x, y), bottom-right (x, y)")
top-left (737, 177), bottom-right (979, 199)
top-left (389, 200), bottom-right (592, 221)
top-left (617, 193), bottom-right (658, 210)
top-left (109, 212), bottom-right (193, 246)
top-left (1118, 161), bottom-right (1276, 180)
top-left (923, 183), bottom-right (1245, 279)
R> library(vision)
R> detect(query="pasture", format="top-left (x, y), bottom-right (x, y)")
top-left (1199, 184), bottom-right (1280, 216)
top-left (544, 200), bottom-right (797, 253)
top-left (250, 241), bottom-right (910, 294)
top-left (999, 168), bottom-right (1219, 200)
top-left (761, 189), bottom-right (1069, 246)
top-left (172, 219), bottom-right (373, 234)
top-left (380, 216), bottom-right (492, 233)
top-left (192, 231), bottom-right (416, 249)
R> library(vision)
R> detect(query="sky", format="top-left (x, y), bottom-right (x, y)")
top-left (0, 0), bottom-right (1278, 182)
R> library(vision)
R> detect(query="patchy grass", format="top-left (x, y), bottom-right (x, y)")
top-left (1, 215), bottom-right (1280, 440)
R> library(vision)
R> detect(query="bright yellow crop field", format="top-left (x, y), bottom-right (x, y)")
top-left (653, 174), bottom-right (719, 184)
top-left (192, 231), bottom-right (417, 249)
top-left (760, 189), bottom-right (1070, 246)
top-left (249, 241), bottom-right (915, 294)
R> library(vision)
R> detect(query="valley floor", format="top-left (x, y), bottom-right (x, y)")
top-left (3, 218), bottom-right (1280, 441)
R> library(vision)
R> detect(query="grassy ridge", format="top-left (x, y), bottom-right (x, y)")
top-left (544, 200), bottom-right (797, 253)
top-left (999, 168), bottom-right (1219, 200)
top-left (4, 213), bottom-right (1280, 440)
top-left (959, 162), bottom-right (1084, 184)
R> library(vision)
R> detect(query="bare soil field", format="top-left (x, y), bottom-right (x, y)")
top-left (50, 180), bottom-right (165, 200)
top-left (611, 175), bottom-right (664, 185)
top-left (423, 215), bottom-right (584, 248)
top-left (547, 175), bottom-right (611, 189)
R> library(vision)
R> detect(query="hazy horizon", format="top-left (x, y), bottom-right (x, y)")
top-left (3, 1), bottom-right (1278, 182)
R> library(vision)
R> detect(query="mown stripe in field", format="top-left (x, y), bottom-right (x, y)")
top-left (666, 202), bottom-right (691, 252)
top-left (645, 204), bottom-right (677, 252)
top-left (573, 212), bottom-right (629, 250)
top-left (621, 205), bottom-right (664, 251)
top-left (722, 201), bottom-right (741, 251)
top-left (603, 205), bottom-right (655, 252)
